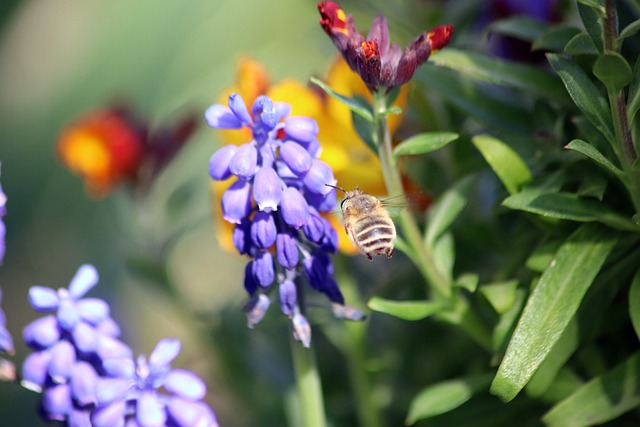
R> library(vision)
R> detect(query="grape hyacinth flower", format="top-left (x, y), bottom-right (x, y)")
top-left (92, 338), bottom-right (218, 427)
top-left (22, 264), bottom-right (132, 424)
top-left (206, 93), bottom-right (363, 347)
top-left (318, 1), bottom-right (453, 90)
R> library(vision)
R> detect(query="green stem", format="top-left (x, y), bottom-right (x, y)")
top-left (334, 256), bottom-right (383, 427)
top-left (603, 0), bottom-right (640, 213)
top-left (372, 91), bottom-right (451, 300)
top-left (290, 337), bottom-right (327, 427)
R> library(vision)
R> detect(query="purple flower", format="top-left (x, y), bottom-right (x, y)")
top-left (206, 93), bottom-right (359, 347)
top-left (92, 338), bottom-right (218, 427)
top-left (0, 288), bottom-right (14, 354)
top-left (0, 181), bottom-right (6, 266)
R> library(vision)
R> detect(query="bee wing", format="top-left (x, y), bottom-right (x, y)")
top-left (380, 191), bottom-right (428, 216)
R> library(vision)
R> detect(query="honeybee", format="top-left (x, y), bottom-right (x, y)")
top-left (327, 184), bottom-right (397, 261)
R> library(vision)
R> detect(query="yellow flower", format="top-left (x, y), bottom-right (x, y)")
top-left (212, 56), bottom-right (409, 254)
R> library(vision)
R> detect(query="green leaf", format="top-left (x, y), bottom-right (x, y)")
top-left (417, 65), bottom-right (536, 134)
top-left (565, 139), bottom-right (624, 177)
top-left (577, 2), bottom-right (605, 52)
top-left (564, 32), bottom-right (599, 55)
top-left (619, 18), bottom-right (640, 41)
top-left (491, 224), bottom-right (619, 402)
top-left (503, 190), bottom-right (639, 231)
top-left (429, 48), bottom-right (571, 105)
top-left (393, 132), bottom-right (458, 159)
top-left (629, 269), bottom-right (640, 342)
top-left (593, 52), bottom-right (633, 93)
top-left (432, 231), bottom-right (455, 282)
top-left (542, 352), bottom-right (640, 426)
top-left (486, 16), bottom-right (548, 42)
top-left (368, 297), bottom-right (447, 321)
top-left (309, 77), bottom-right (373, 121)
top-left (628, 56), bottom-right (640, 124)
top-left (406, 374), bottom-right (493, 424)
top-left (526, 240), bottom-right (562, 272)
top-left (454, 273), bottom-right (479, 293)
top-left (424, 175), bottom-right (474, 248)
top-left (351, 109), bottom-right (377, 153)
top-left (547, 54), bottom-right (616, 144)
top-left (479, 281), bottom-right (519, 314)
top-left (526, 319), bottom-right (580, 398)
top-left (532, 26), bottom-right (581, 52)
top-left (472, 135), bottom-right (532, 195)
top-left (493, 289), bottom-right (527, 354)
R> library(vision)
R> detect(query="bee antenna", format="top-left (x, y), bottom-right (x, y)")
top-left (325, 183), bottom-right (346, 193)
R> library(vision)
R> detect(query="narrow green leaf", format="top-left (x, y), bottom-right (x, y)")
top-left (532, 26), bottom-right (581, 52)
top-left (406, 374), bottom-right (493, 424)
top-left (309, 77), bottom-right (373, 121)
top-left (418, 65), bottom-right (536, 134)
top-left (526, 319), bottom-right (580, 398)
top-left (547, 54), bottom-right (615, 144)
top-left (491, 224), bottom-right (619, 402)
top-left (472, 135), bottom-right (532, 195)
top-left (577, 2), bottom-right (604, 52)
top-left (564, 32), bottom-right (599, 55)
top-left (628, 56), bottom-right (640, 124)
top-left (432, 231), bottom-right (455, 282)
top-left (424, 175), bottom-right (474, 248)
top-left (368, 297), bottom-right (447, 321)
top-left (454, 273), bottom-right (479, 293)
top-left (503, 190), bottom-right (639, 231)
top-left (576, 0), bottom-right (605, 11)
top-left (593, 52), bottom-right (633, 93)
top-left (479, 281), bottom-right (519, 314)
top-left (486, 16), bottom-right (548, 42)
top-left (526, 240), bottom-right (562, 273)
top-left (619, 18), bottom-right (640, 41)
top-left (393, 132), bottom-right (458, 159)
top-left (351, 109), bottom-right (377, 154)
top-left (493, 289), bottom-right (527, 354)
top-left (629, 269), bottom-right (640, 342)
top-left (565, 139), bottom-right (624, 177)
top-left (429, 48), bottom-right (571, 105)
top-left (543, 352), bottom-right (640, 426)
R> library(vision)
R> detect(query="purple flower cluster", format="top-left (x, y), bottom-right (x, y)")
top-left (0, 179), bottom-right (13, 356)
top-left (21, 264), bottom-right (218, 426)
top-left (206, 93), bottom-right (362, 347)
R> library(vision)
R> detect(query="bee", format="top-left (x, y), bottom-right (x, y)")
top-left (327, 184), bottom-right (397, 261)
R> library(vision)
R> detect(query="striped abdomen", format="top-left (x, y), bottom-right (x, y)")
top-left (352, 215), bottom-right (396, 259)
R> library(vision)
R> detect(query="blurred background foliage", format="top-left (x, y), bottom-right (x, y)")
top-left (2, 0), bottom-right (640, 426)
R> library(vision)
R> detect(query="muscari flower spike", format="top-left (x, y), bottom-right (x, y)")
top-left (206, 93), bottom-right (364, 347)
top-left (21, 265), bottom-right (132, 425)
top-left (318, 1), bottom-right (453, 90)
top-left (92, 338), bottom-right (218, 427)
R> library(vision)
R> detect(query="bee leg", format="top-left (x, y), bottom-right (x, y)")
top-left (386, 248), bottom-right (393, 259)
top-left (366, 253), bottom-right (373, 261)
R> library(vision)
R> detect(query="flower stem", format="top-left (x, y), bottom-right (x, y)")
top-left (372, 92), bottom-right (451, 300)
top-left (290, 336), bottom-right (327, 427)
top-left (334, 256), bottom-right (383, 427)
top-left (603, 0), bottom-right (640, 213)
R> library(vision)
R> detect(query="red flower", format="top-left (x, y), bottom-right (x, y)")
top-left (318, 1), bottom-right (453, 89)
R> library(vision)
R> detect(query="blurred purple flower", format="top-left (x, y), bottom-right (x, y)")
top-left (21, 265), bottom-right (132, 424)
top-left (21, 265), bottom-right (218, 426)
top-left (485, 0), bottom-right (559, 62)
top-left (92, 338), bottom-right (218, 427)
top-left (207, 93), bottom-right (362, 347)
top-left (0, 181), bottom-right (6, 266)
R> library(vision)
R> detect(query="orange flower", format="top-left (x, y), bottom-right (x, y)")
top-left (212, 56), bottom-right (410, 254)
top-left (57, 109), bottom-right (144, 197)
top-left (57, 106), bottom-right (197, 198)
